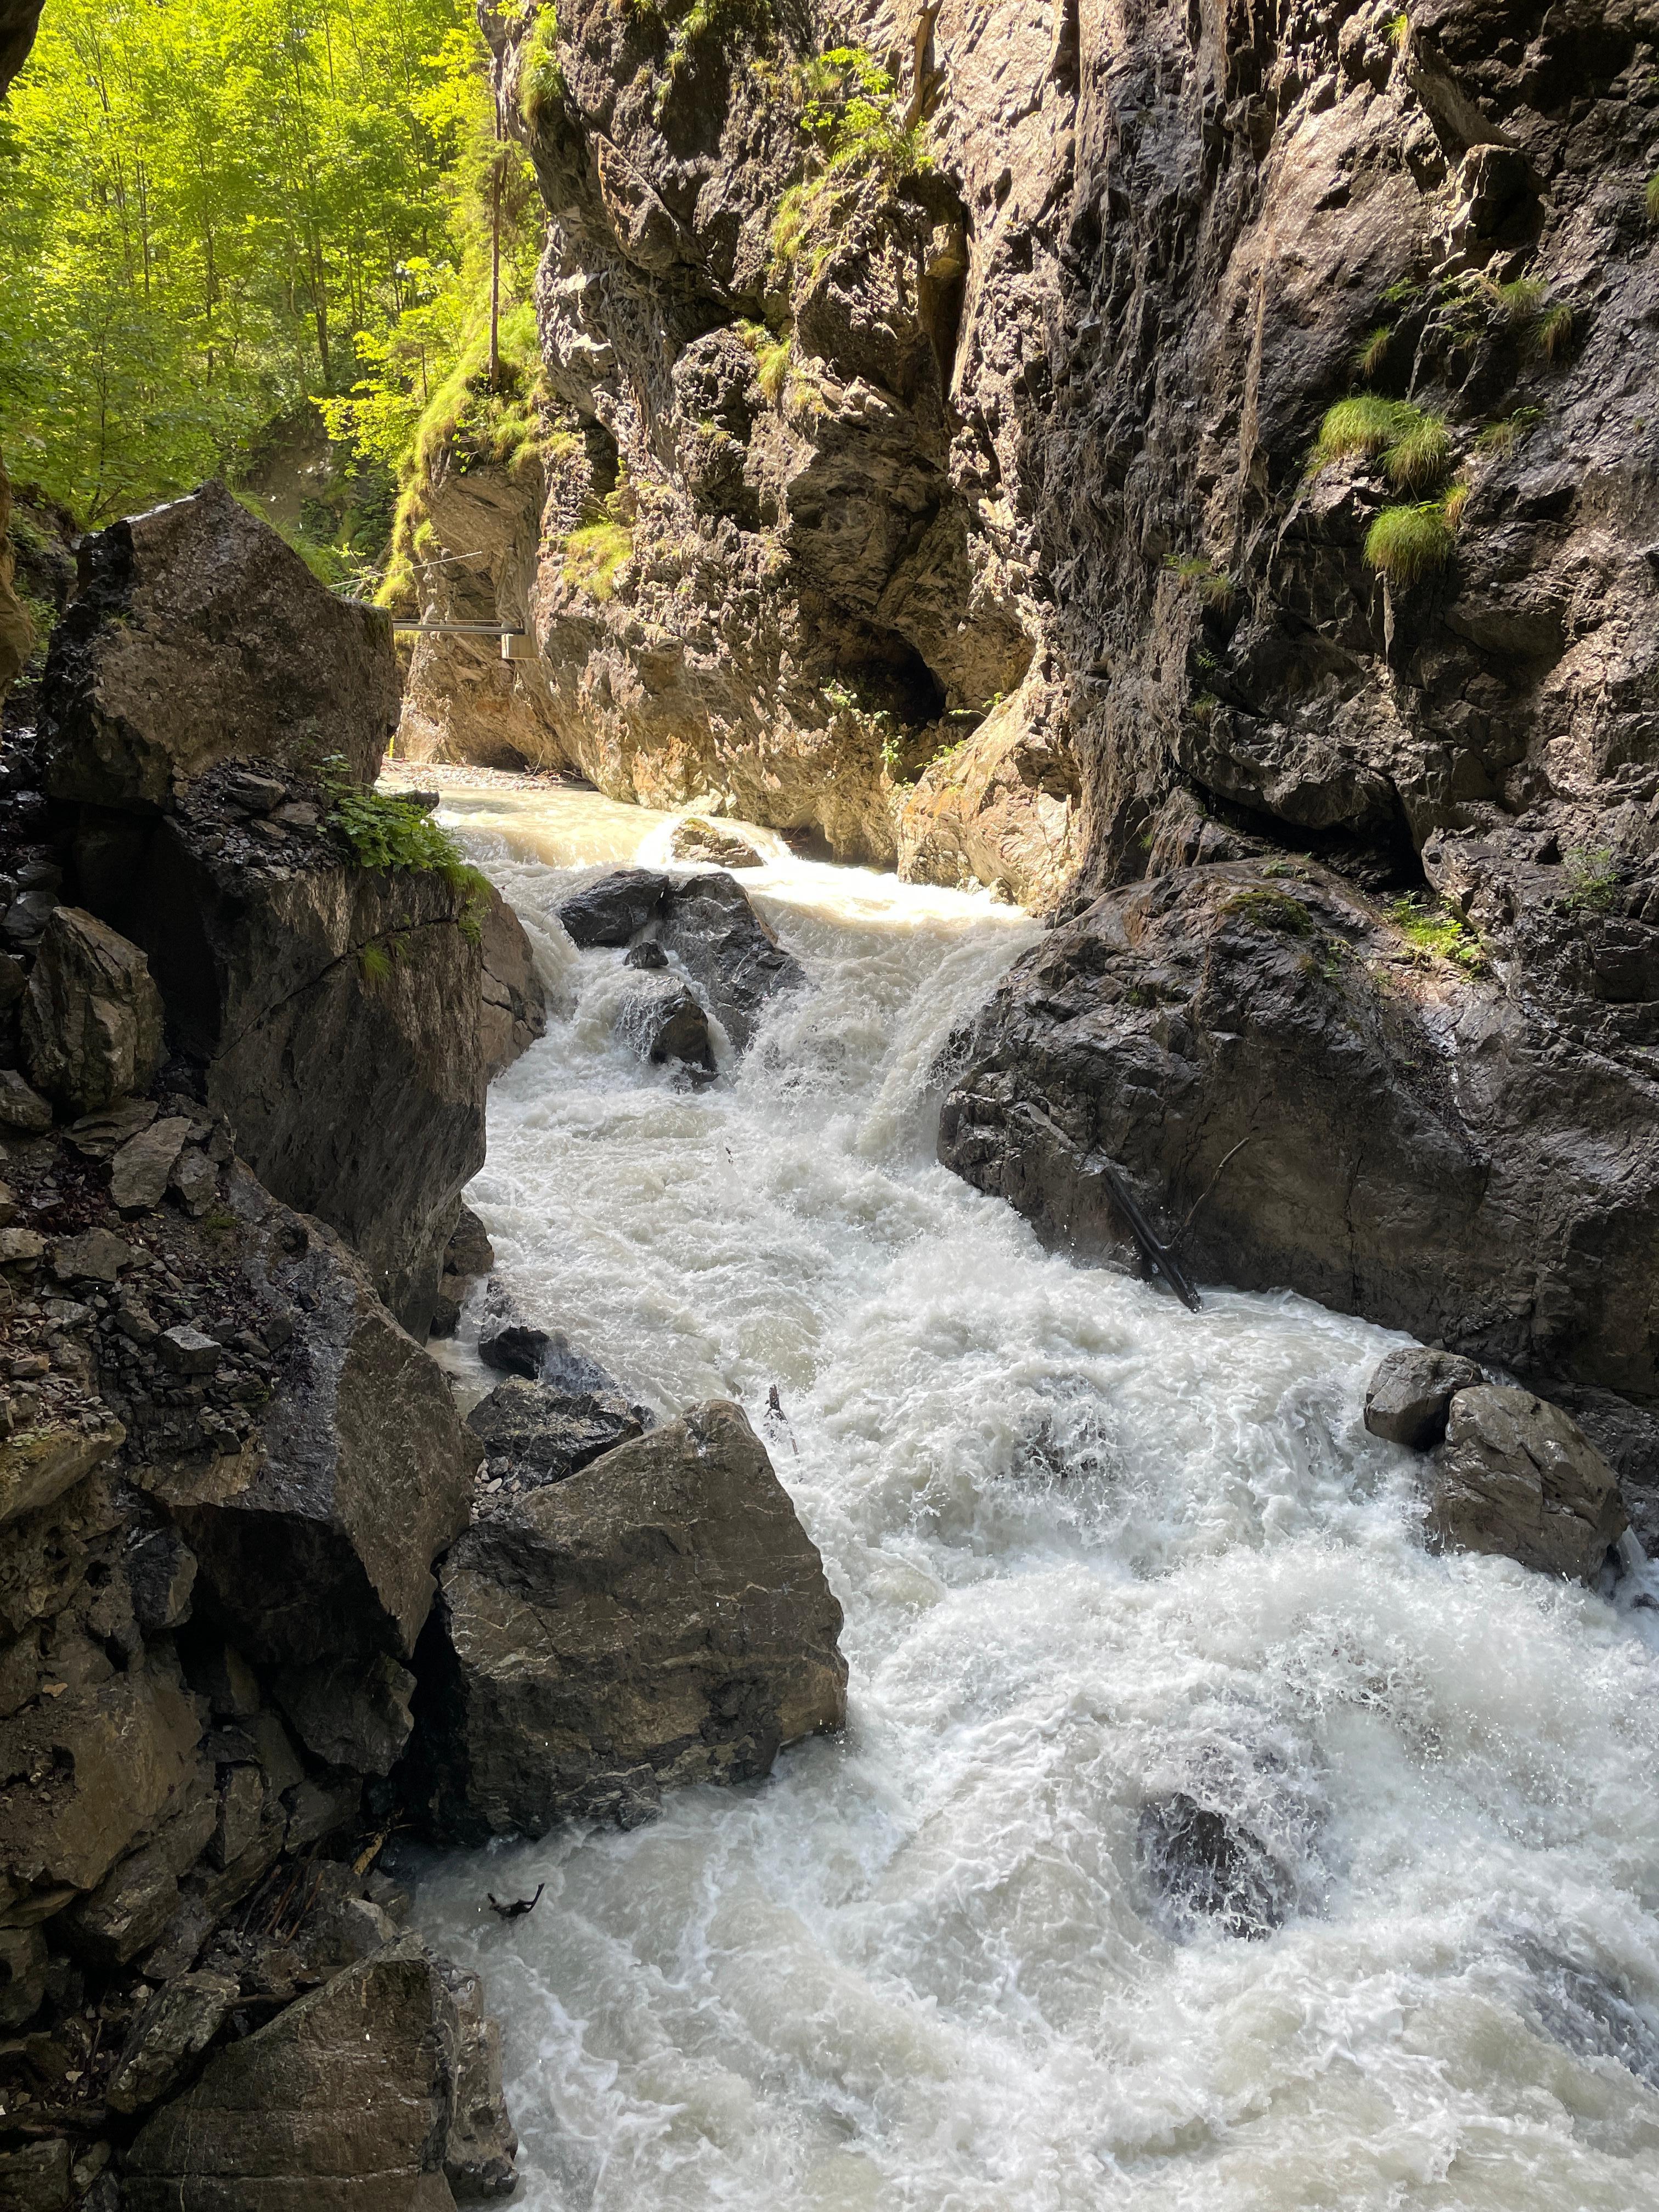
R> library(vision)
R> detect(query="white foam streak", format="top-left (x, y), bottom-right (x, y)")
top-left (412, 787), bottom-right (1659, 2211)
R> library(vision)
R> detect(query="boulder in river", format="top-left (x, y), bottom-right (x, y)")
top-left (556, 867), bottom-right (669, 948)
top-left (668, 815), bottom-right (766, 868)
top-left (1427, 1384), bottom-right (1628, 1584)
top-left (1363, 1346), bottom-right (1485, 1450)
top-left (1137, 1791), bottom-right (1289, 1941)
top-left (40, 480), bottom-right (398, 809)
top-left (615, 974), bottom-right (715, 1073)
top-left (656, 871), bottom-right (805, 1052)
top-left (939, 860), bottom-right (1659, 1435)
top-left (479, 884), bottom-right (546, 1080)
top-left (411, 1400), bottom-right (847, 1839)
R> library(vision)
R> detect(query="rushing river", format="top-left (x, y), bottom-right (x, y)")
top-left (409, 781), bottom-right (1659, 2212)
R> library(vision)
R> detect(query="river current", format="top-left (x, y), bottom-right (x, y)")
top-left (409, 780), bottom-right (1659, 2212)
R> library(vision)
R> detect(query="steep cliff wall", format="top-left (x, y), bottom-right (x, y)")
top-left (404, 0), bottom-right (1658, 907)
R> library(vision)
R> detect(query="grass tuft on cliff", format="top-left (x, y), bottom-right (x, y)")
top-left (1364, 500), bottom-right (1455, 585)
top-left (1221, 889), bottom-right (1315, 936)
top-left (562, 520), bottom-right (633, 601)
top-left (1314, 397), bottom-right (1453, 496)
top-left (1387, 894), bottom-right (1486, 970)
top-left (772, 46), bottom-right (931, 270)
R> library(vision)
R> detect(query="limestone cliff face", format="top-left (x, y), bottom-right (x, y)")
top-left (404, 0), bottom-right (1659, 907)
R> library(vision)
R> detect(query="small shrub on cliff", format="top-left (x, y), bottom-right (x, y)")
top-left (562, 521), bottom-right (633, 600)
top-left (773, 46), bottom-right (930, 270)
top-left (1313, 395), bottom-right (1409, 465)
top-left (1352, 326), bottom-right (1392, 381)
top-left (1537, 301), bottom-right (1575, 363)
top-left (1364, 500), bottom-right (1455, 585)
top-left (318, 760), bottom-right (492, 941)
top-left (1165, 554), bottom-right (1234, 608)
top-left (1386, 894), bottom-right (1486, 971)
top-left (1562, 844), bottom-right (1620, 913)
top-left (1475, 407), bottom-right (1543, 458)
top-left (520, 4), bottom-right (565, 126)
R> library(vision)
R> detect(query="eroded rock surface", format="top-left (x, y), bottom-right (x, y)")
top-left (1427, 1384), bottom-right (1628, 1583)
top-left (411, 1400), bottom-right (847, 1839)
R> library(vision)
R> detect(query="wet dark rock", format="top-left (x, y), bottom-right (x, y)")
top-left (21, 907), bottom-right (164, 1118)
top-left (411, 1400), bottom-right (847, 1841)
top-left (624, 939), bottom-right (668, 970)
top-left (39, 482), bottom-right (398, 809)
top-left (430, 1202), bottom-right (495, 1339)
top-left (105, 810), bottom-right (487, 1335)
top-left (1138, 1792), bottom-right (1288, 1941)
top-left (122, 1938), bottom-right (516, 2210)
top-left (479, 884), bottom-right (546, 1080)
top-left (272, 1652), bottom-right (417, 1778)
top-left (656, 872), bottom-right (805, 1052)
top-left (0, 2141), bottom-right (70, 2210)
top-left (154, 1170), bottom-right (479, 1668)
top-left (0, 1068), bottom-right (51, 1132)
top-left (557, 867), bottom-right (669, 949)
top-left (1364, 1347), bottom-right (1485, 1451)
top-left (105, 1970), bottom-right (238, 2115)
top-left (467, 1374), bottom-right (646, 1496)
top-left (1427, 1385), bottom-right (1627, 1584)
top-left (616, 976), bottom-right (715, 1073)
top-left (940, 862), bottom-right (1659, 1435)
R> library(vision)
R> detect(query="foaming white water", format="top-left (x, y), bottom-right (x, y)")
top-left (412, 784), bottom-right (1659, 2211)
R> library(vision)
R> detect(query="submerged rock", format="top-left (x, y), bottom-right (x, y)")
top-left (1427, 1384), bottom-right (1627, 1584)
top-left (1137, 1792), bottom-right (1289, 1941)
top-left (668, 815), bottom-right (766, 868)
top-left (1364, 1347), bottom-right (1485, 1451)
top-left (656, 871), bottom-right (805, 1052)
top-left (614, 975), bottom-right (715, 1073)
top-left (412, 1401), bottom-right (847, 1839)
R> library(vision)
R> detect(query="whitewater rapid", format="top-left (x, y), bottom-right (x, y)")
top-left (410, 782), bottom-right (1659, 2212)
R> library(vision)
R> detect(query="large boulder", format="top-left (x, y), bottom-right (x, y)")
top-left (104, 805), bottom-right (487, 1333)
top-left (1427, 1384), bottom-right (1628, 1584)
top-left (556, 868), bottom-right (669, 949)
top-left (412, 1401), bottom-right (847, 1839)
top-left (122, 1938), bottom-right (517, 2210)
top-left (146, 1169), bottom-right (479, 1669)
top-left (940, 861), bottom-right (1659, 1423)
top-left (20, 906), bottom-right (163, 1116)
top-left (656, 872), bottom-right (805, 1052)
top-left (614, 975), bottom-right (714, 1073)
top-left (39, 482), bottom-right (398, 811)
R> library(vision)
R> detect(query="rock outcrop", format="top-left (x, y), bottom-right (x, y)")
top-left (123, 1938), bottom-right (515, 2210)
top-left (0, 484), bottom-right (520, 2196)
top-left (1364, 1345), bottom-right (1484, 1449)
top-left (939, 857), bottom-right (1659, 1487)
top-left (410, 1401), bottom-right (847, 1839)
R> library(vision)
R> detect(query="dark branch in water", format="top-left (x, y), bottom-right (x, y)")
top-left (487, 1884), bottom-right (545, 1920)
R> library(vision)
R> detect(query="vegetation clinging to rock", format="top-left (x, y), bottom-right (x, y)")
top-left (1364, 500), bottom-right (1457, 585)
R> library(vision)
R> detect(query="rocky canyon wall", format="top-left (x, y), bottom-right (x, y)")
top-left (397, 0), bottom-right (1659, 1477)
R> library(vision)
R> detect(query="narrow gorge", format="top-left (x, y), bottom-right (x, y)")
top-left (3, 1), bottom-right (1659, 2209)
